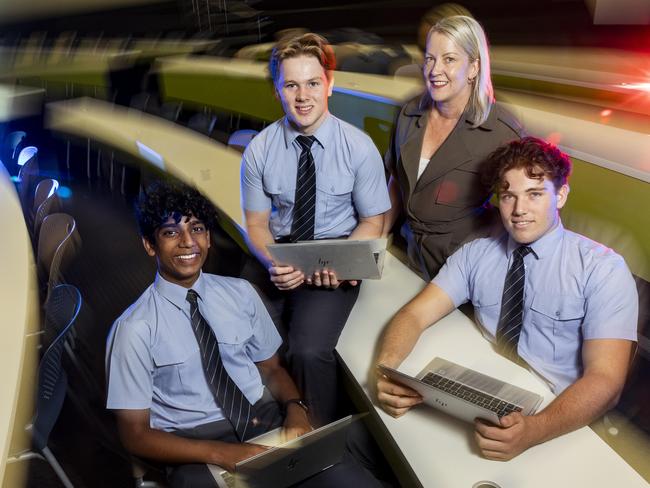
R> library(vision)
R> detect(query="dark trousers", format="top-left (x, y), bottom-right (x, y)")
top-left (242, 257), bottom-right (360, 426)
top-left (167, 397), bottom-right (392, 488)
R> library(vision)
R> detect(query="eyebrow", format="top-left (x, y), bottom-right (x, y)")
top-left (499, 186), bottom-right (547, 193)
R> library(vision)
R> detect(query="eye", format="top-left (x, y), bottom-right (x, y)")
top-left (444, 56), bottom-right (455, 63)
top-left (192, 224), bottom-right (206, 233)
top-left (284, 83), bottom-right (296, 89)
top-left (308, 80), bottom-right (320, 87)
top-left (530, 192), bottom-right (543, 198)
top-left (161, 229), bottom-right (178, 238)
top-left (424, 56), bottom-right (435, 65)
top-left (500, 194), bottom-right (514, 201)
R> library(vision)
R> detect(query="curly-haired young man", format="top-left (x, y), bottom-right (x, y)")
top-left (106, 180), bottom-right (389, 487)
top-left (375, 137), bottom-right (638, 460)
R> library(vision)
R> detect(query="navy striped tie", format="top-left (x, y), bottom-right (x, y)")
top-left (186, 289), bottom-right (252, 440)
top-left (496, 246), bottom-right (533, 363)
top-left (290, 135), bottom-right (316, 242)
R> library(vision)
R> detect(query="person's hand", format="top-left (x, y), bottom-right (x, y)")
top-left (474, 412), bottom-right (540, 461)
top-left (375, 368), bottom-right (423, 417)
top-left (282, 404), bottom-right (313, 441)
top-left (216, 442), bottom-right (270, 472)
top-left (305, 269), bottom-right (358, 289)
top-left (268, 264), bottom-right (304, 290)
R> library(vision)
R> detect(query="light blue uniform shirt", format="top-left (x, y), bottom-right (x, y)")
top-left (106, 272), bottom-right (281, 432)
top-left (433, 222), bottom-right (638, 393)
top-left (241, 113), bottom-right (391, 239)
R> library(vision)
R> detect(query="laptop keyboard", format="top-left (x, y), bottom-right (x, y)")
top-left (421, 372), bottom-right (523, 418)
top-left (221, 471), bottom-right (235, 488)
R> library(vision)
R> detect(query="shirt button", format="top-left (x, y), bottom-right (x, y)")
top-left (331, 185), bottom-right (335, 192)
top-left (555, 311), bottom-right (561, 317)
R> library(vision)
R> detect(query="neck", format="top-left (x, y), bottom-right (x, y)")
top-left (432, 92), bottom-right (471, 121)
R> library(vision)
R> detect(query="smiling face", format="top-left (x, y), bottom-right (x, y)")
top-left (275, 54), bottom-right (333, 135)
top-left (423, 31), bottom-right (478, 109)
top-left (497, 167), bottom-right (569, 245)
top-left (142, 214), bottom-right (210, 288)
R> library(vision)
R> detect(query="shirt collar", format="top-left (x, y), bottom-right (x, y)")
top-left (506, 219), bottom-right (565, 260)
top-left (281, 112), bottom-right (333, 149)
top-left (154, 271), bottom-right (207, 310)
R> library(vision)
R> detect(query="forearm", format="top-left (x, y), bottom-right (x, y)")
top-left (261, 364), bottom-right (302, 404)
top-left (526, 371), bottom-right (624, 445)
top-left (246, 224), bottom-right (275, 269)
top-left (376, 309), bottom-right (426, 368)
top-left (348, 215), bottom-right (384, 240)
top-left (119, 424), bottom-right (242, 467)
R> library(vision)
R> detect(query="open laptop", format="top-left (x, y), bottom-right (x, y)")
top-left (378, 357), bottom-right (543, 424)
top-left (266, 238), bottom-right (387, 280)
top-left (208, 414), bottom-right (360, 488)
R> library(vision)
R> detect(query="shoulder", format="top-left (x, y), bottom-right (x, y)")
top-left (564, 230), bottom-right (630, 273)
top-left (202, 273), bottom-right (257, 300)
top-left (490, 102), bottom-right (525, 138)
top-left (244, 119), bottom-right (285, 159)
top-left (330, 115), bottom-right (374, 146)
top-left (108, 285), bottom-right (158, 349)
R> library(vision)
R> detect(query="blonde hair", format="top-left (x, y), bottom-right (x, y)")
top-left (427, 15), bottom-right (494, 127)
top-left (268, 33), bottom-right (336, 84)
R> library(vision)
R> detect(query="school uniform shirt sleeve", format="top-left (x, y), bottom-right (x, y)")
top-left (241, 136), bottom-right (271, 213)
top-left (352, 134), bottom-right (392, 218)
top-left (240, 281), bottom-right (282, 362)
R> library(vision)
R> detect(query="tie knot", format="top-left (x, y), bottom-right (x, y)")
top-left (514, 246), bottom-right (533, 259)
top-left (296, 135), bottom-right (316, 150)
top-left (186, 289), bottom-right (199, 306)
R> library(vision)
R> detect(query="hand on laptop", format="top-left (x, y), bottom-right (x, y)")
top-left (305, 268), bottom-right (358, 288)
top-left (282, 405), bottom-right (313, 441)
top-left (376, 371), bottom-right (423, 418)
top-left (268, 264), bottom-right (304, 290)
top-left (474, 412), bottom-right (540, 461)
top-left (219, 442), bottom-right (272, 472)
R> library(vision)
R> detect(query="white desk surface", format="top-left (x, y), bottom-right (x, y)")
top-left (0, 162), bottom-right (39, 486)
top-left (337, 252), bottom-right (648, 488)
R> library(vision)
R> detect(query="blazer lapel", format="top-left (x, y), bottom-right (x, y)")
top-left (399, 112), bottom-right (426, 197)
top-left (414, 117), bottom-right (474, 193)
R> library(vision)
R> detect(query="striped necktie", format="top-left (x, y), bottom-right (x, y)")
top-left (290, 135), bottom-right (317, 242)
top-left (186, 289), bottom-right (253, 440)
top-left (495, 246), bottom-right (534, 363)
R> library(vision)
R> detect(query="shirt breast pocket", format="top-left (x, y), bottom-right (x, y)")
top-left (317, 173), bottom-right (354, 223)
top-left (265, 182), bottom-right (294, 212)
top-left (530, 294), bottom-right (585, 364)
top-left (151, 344), bottom-right (194, 398)
top-left (215, 322), bottom-right (257, 379)
top-left (434, 165), bottom-right (483, 208)
top-left (473, 291), bottom-right (501, 333)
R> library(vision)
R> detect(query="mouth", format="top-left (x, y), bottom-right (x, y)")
top-left (295, 105), bottom-right (313, 116)
top-left (429, 79), bottom-right (448, 88)
top-left (511, 220), bottom-right (534, 229)
top-left (175, 252), bottom-right (200, 262)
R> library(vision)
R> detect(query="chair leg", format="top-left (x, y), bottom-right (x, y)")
top-left (42, 446), bottom-right (75, 488)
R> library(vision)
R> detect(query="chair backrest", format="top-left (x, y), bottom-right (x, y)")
top-left (228, 129), bottom-right (259, 153)
top-left (33, 284), bottom-right (82, 451)
top-left (33, 178), bottom-right (60, 213)
top-left (17, 149), bottom-right (39, 212)
top-left (160, 101), bottom-right (183, 122)
top-left (187, 112), bottom-right (217, 136)
top-left (17, 145), bottom-right (38, 167)
top-left (37, 213), bottom-right (82, 294)
top-left (34, 191), bottom-right (62, 239)
top-left (4, 130), bottom-right (26, 160)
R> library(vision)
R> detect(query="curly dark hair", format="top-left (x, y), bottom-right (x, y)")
top-left (136, 179), bottom-right (218, 243)
top-left (482, 136), bottom-right (572, 192)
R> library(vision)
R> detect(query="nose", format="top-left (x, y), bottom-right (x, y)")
top-left (179, 228), bottom-right (195, 247)
top-left (296, 85), bottom-right (307, 101)
top-left (512, 198), bottom-right (527, 216)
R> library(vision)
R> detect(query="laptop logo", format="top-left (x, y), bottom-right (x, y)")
top-left (287, 457), bottom-right (300, 471)
top-left (318, 257), bottom-right (330, 267)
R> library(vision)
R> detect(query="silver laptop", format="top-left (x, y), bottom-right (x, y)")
top-left (266, 238), bottom-right (387, 280)
top-left (378, 357), bottom-right (543, 424)
top-left (208, 414), bottom-right (359, 488)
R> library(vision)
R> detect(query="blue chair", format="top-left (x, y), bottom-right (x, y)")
top-left (8, 284), bottom-right (82, 488)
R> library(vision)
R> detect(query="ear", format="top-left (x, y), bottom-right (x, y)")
top-left (469, 58), bottom-right (479, 82)
top-left (142, 236), bottom-right (157, 257)
top-left (327, 74), bottom-right (334, 97)
top-left (556, 184), bottom-right (569, 210)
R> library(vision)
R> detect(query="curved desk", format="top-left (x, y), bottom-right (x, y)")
top-left (0, 162), bottom-right (40, 487)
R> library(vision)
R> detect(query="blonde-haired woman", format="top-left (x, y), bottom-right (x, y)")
top-left (384, 15), bottom-right (524, 280)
